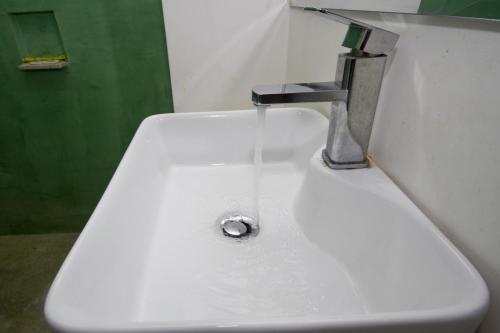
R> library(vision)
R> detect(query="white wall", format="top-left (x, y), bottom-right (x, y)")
top-left (162, 3), bottom-right (500, 332)
top-left (287, 9), bottom-right (500, 333)
top-left (371, 13), bottom-right (500, 333)
top-left (162, 0), bottom-right (290, 113)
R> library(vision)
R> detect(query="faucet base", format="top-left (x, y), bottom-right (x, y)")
top-left (322, 150), bottom-right (368, 170)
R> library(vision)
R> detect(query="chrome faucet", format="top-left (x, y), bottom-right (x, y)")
top-left (252, 8), bottom-right (399, 169)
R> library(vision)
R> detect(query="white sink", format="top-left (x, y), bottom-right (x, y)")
top-left (45, 108), bottom-right (489, 333)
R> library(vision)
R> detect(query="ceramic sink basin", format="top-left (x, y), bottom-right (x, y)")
top-left (45, 108), bottom-right (488, 333)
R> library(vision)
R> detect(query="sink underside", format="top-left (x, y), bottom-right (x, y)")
top-left (45, 108), bottom-right (488, 333)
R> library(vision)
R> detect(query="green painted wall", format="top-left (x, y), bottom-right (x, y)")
top-left (0, 0), bottom-right (173, 234)
top-left (419, 0), bottom-right (500, 20)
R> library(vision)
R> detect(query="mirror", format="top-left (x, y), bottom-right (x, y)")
top-left (290, 0), bottom-right (500, 21)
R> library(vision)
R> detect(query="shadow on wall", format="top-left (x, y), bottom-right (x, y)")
top-left (163, 0), bottom-right (290, 113)
top-left (0, 0), bottom-right (173, 234)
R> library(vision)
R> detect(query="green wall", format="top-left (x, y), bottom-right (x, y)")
top-left (0, 0), bottom-right (173, 234)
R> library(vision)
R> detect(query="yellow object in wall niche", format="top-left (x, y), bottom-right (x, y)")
top-left (10, 11), bottom-right (68, 70)
top-left (22, 54), bottom-right (67, 63)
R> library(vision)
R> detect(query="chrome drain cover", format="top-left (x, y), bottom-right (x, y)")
top-left (220, 215), bottom-right (259, 238)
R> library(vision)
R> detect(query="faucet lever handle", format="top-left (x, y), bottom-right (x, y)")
top-left (302, 7), bottom-right (399, 55)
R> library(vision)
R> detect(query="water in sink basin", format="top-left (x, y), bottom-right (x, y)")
top-left (137, 162), bottom-right (366, 322)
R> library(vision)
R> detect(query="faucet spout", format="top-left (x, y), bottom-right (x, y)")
top-left (252, 82), bottom-right (347, 106)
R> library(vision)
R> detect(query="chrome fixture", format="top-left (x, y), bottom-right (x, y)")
top-left (220, 214), bottom-right (259, 239)
top-left (252, 7), bottom-right (399, 169)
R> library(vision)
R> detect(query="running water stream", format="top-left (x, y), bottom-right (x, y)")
top-left (253, 105), bottom-right (267, 221)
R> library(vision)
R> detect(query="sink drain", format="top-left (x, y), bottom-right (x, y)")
top-left (220, 215), bottom-right (259, 238)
